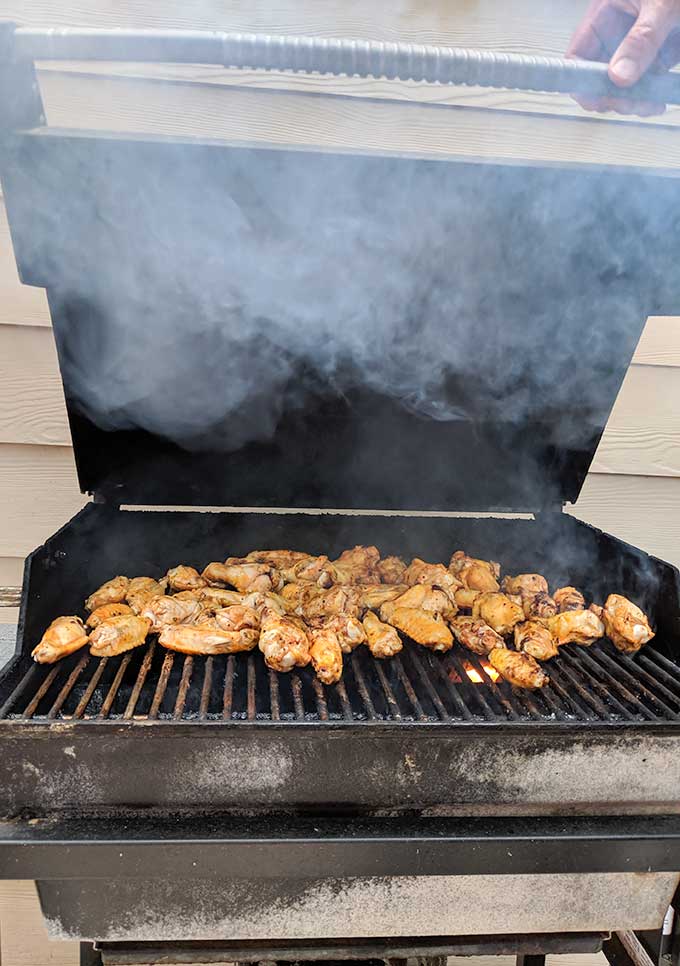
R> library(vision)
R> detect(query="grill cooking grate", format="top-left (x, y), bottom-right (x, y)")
top-left (1, 640), bottom-right (679, 723)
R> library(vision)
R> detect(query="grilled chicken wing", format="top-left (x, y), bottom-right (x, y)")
top-left (166, 565), bottom-right (207, 592)
top-left (471, 593), bottom-right (524, 637)
top-left (392, 584), bottom-right (457, 620)
top-left (289, 555), bottom-right (336, 588)
top-left (450, 552), bottom-right (500, 593)
top-left (126, 577), bottom-right (167, 615)
top-left (85, 575), bottom-right (130, 612)
top-left (141, 594), bottom-right (203, 632)
top-left (377, 556), bottom-right (407, 585)
top-left (197, 587), bottom-right (244, 611)
top-left (89, 615), bottom-right (151, 657)
top-left (514, 620), bottom-right (559, 661)
top-left (32, 616), bottom-right (89, 664)
top-left (383, 606), bottom-right (453, 652)
top-left (548, 609), bottom-right (604, 646)
top-left (450, 616), bottom-right (505, 656)
top-left (246, 550), bottom-right (312, 570)
top-left (259, 613), bottom-right (312, 671)
top-left (331, 545), bottom-right (381, 585)
top-left (309, 624), bottom-right (344, 685)
top-left (361, 584), bottom-right (408, 610)
top-left (502, 574), bottom-right (548, 597)
top-left (362, 611), bottom-right (403, 658)
top-left (554, 586), bottom-right (586, 612)
top-left (86, 603), bottom-right (133, 629)
top-left (454, 588), bottom-right (482, 611)
top-left (310, 615), bottom-right (367, 653)
top-left (523, 591), bottom-right (558, 620)
top-left (488, 647), bottom-right (549, 689)
top-left (300, 586), bottom-right (362, 621)
top-left (404, 559), bottom-right (461, 599)
top-left (241, 591), bottom-right (289, 617)
top-left (602, 594), bottom-right (654, 654)
top-left (203, 562), bottom-right (280, 594)
top-left (160, 623), bottom-right (258, 654)
top-left (213, 605), bottom-right (261, 632)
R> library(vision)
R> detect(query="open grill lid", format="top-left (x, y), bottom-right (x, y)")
top-left (3, 43), bottom-right (680, 511)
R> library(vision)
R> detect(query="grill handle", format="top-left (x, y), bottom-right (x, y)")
top-left (12, 26), bottom-right (680, 105)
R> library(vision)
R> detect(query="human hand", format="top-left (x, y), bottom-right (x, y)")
top-left (566, 0), bottom-right (680, 115)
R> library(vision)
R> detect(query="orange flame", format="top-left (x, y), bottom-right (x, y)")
top-left (463, 661), bottom-right (500, 684)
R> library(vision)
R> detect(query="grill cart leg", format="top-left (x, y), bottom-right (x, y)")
top-left (516, 956), bottom-right (546, 966)
top-left (81, 942), bottom-right (103, 966)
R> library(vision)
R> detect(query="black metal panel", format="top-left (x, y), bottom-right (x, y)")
top-left (4, 815), bottom-right (680, 880)
top-left (4, 129), bottom-right (680, 508)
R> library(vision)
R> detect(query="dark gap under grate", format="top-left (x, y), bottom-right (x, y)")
top-left (2, 639), bottom-right (680, 724)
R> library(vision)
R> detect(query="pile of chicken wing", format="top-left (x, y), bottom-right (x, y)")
top-left (32, 547), bottom-right (655, 690)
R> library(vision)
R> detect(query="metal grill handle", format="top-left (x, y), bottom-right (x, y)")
top-left (13, 26), bottom-right (680, 105)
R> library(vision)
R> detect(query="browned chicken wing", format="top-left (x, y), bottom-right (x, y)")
top-left (377, 556), bottom-right (407, 584)
top-left (454, 588), bottom-right (482, 611)
top-left (126, 577), bottom-right (167, 615)
top-left (362, 611), bottom-right (403, 658)
top-left (502, 574), bottom-right (548, 597)
top-left (300, 585), bottom-right (362, 621)
top-left (523, 591), bottom-right (558, 619)
top-left (471, 593), bottom-right (524, 636)
top-left (213, 605), bottom-right (261, 632)
top-left (548, 610), bottom-right (604, 646)
top-left (203, 562), bottom-right (280, 594)
top-left (404, 559), bottom-right (461, 599)
top-left (514, 620), bottom-right (559, 661)
top-left (310, 615), bottom-right (367, 653)
top-left (197, 587), bottom-right (244, 612)
top-left (86, 603), bottom-right (133, 629)
top-left (450, 552), bottom-right (500, 592)
top-left (166, 565), bottom-right (207, 592)
top-left (361, 584), bottom-right (408, 610)
top-left (392, 584), bottom-right (457, 620)
top-left (32, 616), bottom-right (89, 664)
top-left (554, 587), bottom-right (586, 612)
top-left (450, 616), bottom-right (505, 656)
top-left (331, 546), bottom-right (381, 585)
top-left (259, 613), bottom-right (312, 672)
top-left (89, 615), bottom-right (151, 657)
top-left (246, 550), bottom-right (312, 570)
top-left (241, 591), bottom-right (289, 617)
top-left (602, 594), bottom-right (654, 654)
top-left (141, 594), bottom-right (203, 632)
top-left (309, 624), bottom-right (344, 685)
top-left (289, 555), bottom-right (336, 588)
top-left (160, 623), bottom-right (258, 654)
top-left (488, 647), bottom-right (549, 689)
top-left (85, 575), bottom-right (130, 612)
top-left (383, 606), bottom-right (453, 652)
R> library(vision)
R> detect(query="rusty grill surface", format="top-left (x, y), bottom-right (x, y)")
top-left (2, 639), bottom-right (680, 724)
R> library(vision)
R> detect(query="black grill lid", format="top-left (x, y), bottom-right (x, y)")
top-left (4, 128), bottom-right (680, 510)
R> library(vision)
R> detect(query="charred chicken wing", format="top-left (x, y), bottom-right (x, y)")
top-left (602, 594), bottom-right (654, 654)
top-left (259, 613), bottom-right (312, 672)
top-left (514, 620), bottom-right (559, 661)
top-left (86, 603), bottom-right (133, 629)
top-left (166, 565), bottom-right (207, 592)
top-left (309, 624), bottom-right (344, 685)
top-left (160, 623), bottom-right (258, 655)
top-left (554, 587), bottom-right (586, 613)
top-left (85, 575), bottom-right (130, 612)
top-left (488, 647), bottom-right (549, 689)
top-left (383, 606), bottom-right (453, 652)
top-left (450, 616), bottom-right (505, 656)
top-left (89, 615), bottom-right (151, 657)
top-left (377, 556), bottom-right (407, 584)
top-left (548, 609), bottom-right (604, 646)
top-left (523, 591), bottom-right (558, 620)
top-left (362, 611), bottom-right (403, 658)
top-left (471, 593), bottom-right (524, 637)
top-left (32, 616), bottom-right (89, 664)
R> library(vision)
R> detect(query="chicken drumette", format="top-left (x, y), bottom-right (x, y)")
top-left (548, 609), bottom-right (604, 646)
top-left (166, 565), bottom-right (207, 592)
top-left (471, 593), bottom-right (524, 637)
top-left (554, 587), bottom-right (586, 612)
top-left (85, 575), bottom-right (130, 612)
top-left (450, 552), bottom-right (500, 592)
top-left (514, 620), bottom-right (559, 661)
top-left (362, 611), bottom-right (403, 658)
top-left (377, 556), bottom-right (407, 585)
top-left (258, 613), bottom-right (312, 672)
top-left (391, 584), bottom-right (457, 620)
top-left (309, 624), bottom-right (344, 685)
top-left (602, 594), bottom-right (654, 654)
top-left (488, 647), bottom-right (549, 689)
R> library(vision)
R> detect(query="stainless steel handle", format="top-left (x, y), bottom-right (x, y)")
top-left (13, 26), bottom-right (680, 105)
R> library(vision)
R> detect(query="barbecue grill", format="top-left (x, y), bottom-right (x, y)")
top-left (2, 20), bottom-right (680, 962)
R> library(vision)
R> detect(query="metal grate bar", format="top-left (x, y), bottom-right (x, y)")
top-left (0, 663), bottom-right (40, 719)
top-left (433, 653), bottom-right (473, 720)
top-left (534, 680), bottom-right (567, 720)
top-left (561, 649), bottom-right (643, 721)
top-left (511, 687), bottom-right (543, 720)
top-left (551, 657), bottom-right (609, 719)
top-left (392, 654), bottom-right (428, 721)
top-left (149, 650), bottom-right (174, 719)
top-left (591, 648), bottom-right (680, 719)
top-left (73, 658), bottom-right (108, 719)
top-left (99, 653), bottom-right (132, 719)
top-left (222, 656), bottom-right (235, 719)
top-left (247, 653), bottom-right (256, 720)
top-left (291, 673), bottom-right (305, 720)
top-left (373, 659), bottom-right (402, 721)
top-left (174, 655), bottom-right (194, 719)
top-left (46, 652), bottom-right (90, 719)
top-left (467, 654), bottom-right (521, 720)
top-left (22, 665), bottom-right (60, 718)
top-left (639, 650), bottom-right (680, 697)
top-left (311, 676), bottom-right (329, 721)
top-left (405, 648), bottom-right (451, 721)
top-left (627, 652), bottom-right (680, 708)
top-left (268, 668), bottom-right (280, 721)
top-left (123, 641), bottom-right (155, 719)
top-left (567, 648), bottom-right (655, 721)
top-left (334, 678), bottom-right (354, 720)
top-left (349, 650), bottom-right (377, 719)
top-left (199, 657), bottom-right (213, 719)
top-left (544, 665), bottom-right (590, 719)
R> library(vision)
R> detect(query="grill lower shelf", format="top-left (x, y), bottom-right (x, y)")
top-left (3, 638), bottom-right (679, 724)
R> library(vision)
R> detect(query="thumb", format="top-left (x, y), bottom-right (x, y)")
top-left (609, 5), bottom-right (676, 86)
